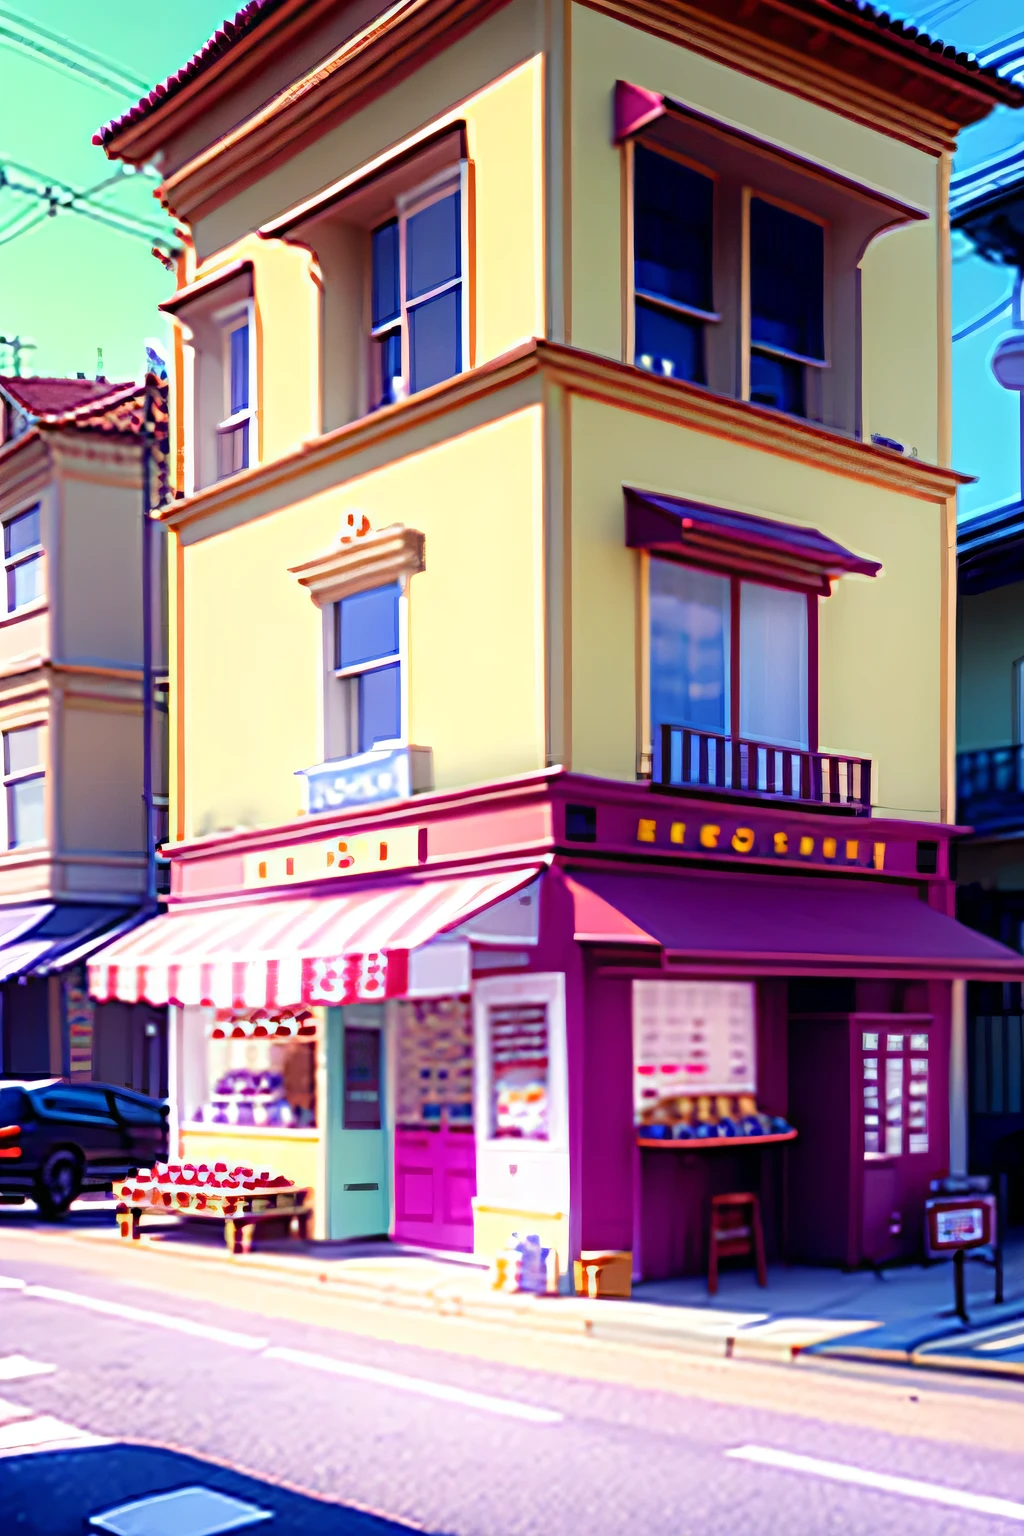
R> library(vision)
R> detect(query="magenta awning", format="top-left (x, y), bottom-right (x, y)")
top-left (568, 868), bottom-right (1022, 980)
top-left (625, 487), bottom-right (881, 594)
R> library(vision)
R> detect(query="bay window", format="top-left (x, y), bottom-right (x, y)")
top-left (3, 724), bottom-right (44, 848)
top-left (3, 505), bottom-right (43, 613)
top-left (333, 582), bottom-right (404, 756)
top-left (216, 311), bottom-right (255, 480)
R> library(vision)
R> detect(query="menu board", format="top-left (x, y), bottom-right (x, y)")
top-left (489, 1002), bottom-right (549, 1139)
top-left (632, 981), bottom-right (756, 1116)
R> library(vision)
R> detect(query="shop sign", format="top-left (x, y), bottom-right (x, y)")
top-left (635, 812), bottom-right (886, 871)
top-left (925, 1195), bottom-right (996, 1258)
top-left (298, 747), bottom-right (414, 814)
top-left (243, 823), bottom-right (420, 889)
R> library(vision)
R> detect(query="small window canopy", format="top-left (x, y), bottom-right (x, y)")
top-left (613, 81), bottom-right (926, 231)
top-left (160, 259), bottom-right (253, 316)
top-left (625, 487), bottom-right (881, 594)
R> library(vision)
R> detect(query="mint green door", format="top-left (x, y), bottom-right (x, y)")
top-left (327, 1004), bottom-right (390, 1240)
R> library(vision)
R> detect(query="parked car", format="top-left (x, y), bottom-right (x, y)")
top-left (0, 1079), bottom-right (169, 1218)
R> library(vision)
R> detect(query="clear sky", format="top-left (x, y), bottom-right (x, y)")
top-left (1, 0), bottom-right (1022, 520)
top-left (0, 2), bottom-right (231, 383)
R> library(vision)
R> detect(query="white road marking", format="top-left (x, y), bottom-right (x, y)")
top-left (264, 1345), bottom-right (564, 1424)
top-left (0, 1413), bottom-right (108, 1455)
top-left (978, 1330), bottom-right (1024, 1353)
top-left (728, 1446), bottom-right (1024, 1522)
top-left (0, 1275), bottom-right (26, 1290)
top-left (0, 1397), bottom-right (34, 1423)
top-left (0, 1354), bottom-right (56, 1380)
top-left (24, 1285), bottom-right (268, 1351)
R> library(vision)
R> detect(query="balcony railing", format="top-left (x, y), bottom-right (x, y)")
top-left (658, 725), bottom-right (873, 813)
top-left (957, 746), bottom-right (1024, 836)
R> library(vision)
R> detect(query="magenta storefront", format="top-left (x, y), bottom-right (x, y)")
top-left (89, 770), bottom-right (1020, 1281)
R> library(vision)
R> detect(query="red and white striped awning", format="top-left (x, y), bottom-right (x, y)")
top-left (87, 868), bottom-right (542, 1010)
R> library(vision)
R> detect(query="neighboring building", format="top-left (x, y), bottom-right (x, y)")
top-left (90, 0), bottom-right (1022, 1278)
top-left (0, 372), bottom-right (169, 1097)
top-left (951, 151), bottom-right (1024, 1218)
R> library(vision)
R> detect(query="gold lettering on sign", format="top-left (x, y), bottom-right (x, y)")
top-left (637, 818), bottom-right (657, 843)
top-left (670, 822), bottom-right (685, 845)
top-left (774, 831), bottom-right (788, 855)
top-left (873, 843), bottom-right (886, 870)
top-left (700, 824), bottom-right (720, 849)
top-left (731, 827), bottom-right (755, 853)
top-left (823, 837), bottom-right (836, 859)
top-left (846, 840), bottom-right (859, 862)
top-left (799, 836), bottom-right (814, 857)
top-left (242, 825), bottom-right (420, 889)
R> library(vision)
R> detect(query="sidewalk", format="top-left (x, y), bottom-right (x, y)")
top-left (17, 1202), bottom-right (1024, 1379)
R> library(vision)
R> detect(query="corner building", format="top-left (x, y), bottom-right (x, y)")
top-left (90, 0), bottom-right (1023, 1278)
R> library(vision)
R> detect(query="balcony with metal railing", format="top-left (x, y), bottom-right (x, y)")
top-left (957, 746), bottom-right (1024, 836)
top-left (658, 725), bottom-right (873, 813)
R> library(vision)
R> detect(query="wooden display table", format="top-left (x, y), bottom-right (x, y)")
top-left (116, 1171), bottom-right (311, 1255)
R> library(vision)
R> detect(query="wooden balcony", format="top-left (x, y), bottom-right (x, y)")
top-left (658, 725), bottom-right (872, 814)
top-left (957, 746), bottom-right (1024, 836)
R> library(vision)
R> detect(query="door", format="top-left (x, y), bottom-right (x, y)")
top-left (395, 1121), bottom-right (476, 1251)
top-left (856, 1016), bottom-right (937, 1263)
top-left (110, 1090), bottom-right (168, 1172)
top-left (37, 1085), bottom-right (124, 1183)
top-left (328, 1006), bottom-right (390, 1240)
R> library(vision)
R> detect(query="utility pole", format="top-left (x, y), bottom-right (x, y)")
top-left (0, 334), bottom-right (37, 376)
top-left (141, 350), bottom-right (169, 910)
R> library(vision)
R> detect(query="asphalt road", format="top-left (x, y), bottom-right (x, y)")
top-left (2, 1244), bottom-right (1024, 1535)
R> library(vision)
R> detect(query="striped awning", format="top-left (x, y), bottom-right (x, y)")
top-left (87, 868), bottom-right (541, 1010)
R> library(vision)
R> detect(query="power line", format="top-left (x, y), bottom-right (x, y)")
top-left (0, 13), bottom-right (147, 98)
top-left (953, 298), bottom-right (1013, 343)
top-left (0, 163), bottom-right (177, 250)
top-left (0, 6), bottom-right (147, 91)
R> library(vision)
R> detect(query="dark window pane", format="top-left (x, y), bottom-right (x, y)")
top-left (5, 507), bottom-right (39, 558)
top-left (407, 192), bottom-right (460, 299)
top-left (635, 300), bottom-right (705, 384)
top-left (750, 198), bottom-right (824, 360)
top-left (42, 1087), bottom-right (110, 1117)
top-left (8, 553), bottom-right (42, 611)
top-left (374, 328), bottom-right (402, 409)
top-left (337, 584), bottom-right (400, 669)
top-left (229, 323), bottom-right (249, 414)
top-left (650, 561), bottom-right (730, 779)
top-left (115, 1094), bottom-right (163, 1125)
top-left (372, 221), bottom-right (400, 328)
top-left (358, 663), bottom-right (401, 751)
top-left (750, 350), bottom-right (805, 416)
top-left (634, 144), bottom-right (713, 313)
top-left (409, 288), bottom-right (461, 393)
top-left (217, 420), bottom-right (248, 479)
top-left (344, 1026), bottom-right (382, 1128)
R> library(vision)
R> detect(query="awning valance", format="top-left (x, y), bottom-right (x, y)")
top-left (625, 487), bottom-right (881, 594)
top-left (568, 869), bottom-right (1023, 981)
top-left (88, 868), bottom-right (542, 1009)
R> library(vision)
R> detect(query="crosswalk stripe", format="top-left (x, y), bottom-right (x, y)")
top-left (0, 1413), bottom-right (108, 1454)
top-left (0, 1355), bottom-right (57, 1380)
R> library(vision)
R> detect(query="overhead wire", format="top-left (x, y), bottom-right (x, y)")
top-left (0, 6), bottom-right (147, 90)
top-left (0, 11), bottom-right (147, 98)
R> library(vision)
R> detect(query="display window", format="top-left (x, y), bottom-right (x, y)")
top-left (862, 1028), bottom-right (929, 1158)
top-left (187, 1009), bottom-right (318, 1129)
top-left (488, 1001), bottom-right (549, 1139)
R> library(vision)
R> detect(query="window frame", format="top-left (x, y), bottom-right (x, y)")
top-left (1, 719), bottom-right (46, 851)
top-left (329, 578), bottom-right (409, 759)
top-left (641, 549), bottom-right (819, 773)
top-left (1, 502), bottom-right (44, 618)
top-left (625, 139), bottom-right (721, 382)
top-left (212, 296), bottom-right (257, 482)
top-left (369, 162), bottom-right (469, 410)
top-left (741, 186), bottom-right (831, 415)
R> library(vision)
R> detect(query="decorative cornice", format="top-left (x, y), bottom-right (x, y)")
top-left (159, 338), bottom-right (965, 535)
top-left (290, 517), bottom-right (426, 604)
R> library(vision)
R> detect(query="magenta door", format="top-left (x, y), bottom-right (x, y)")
top-left (394, 1123), bottom-right (476, 1251)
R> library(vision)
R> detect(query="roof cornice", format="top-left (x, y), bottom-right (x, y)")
top-left (159, 338), bottom-right (965, 535)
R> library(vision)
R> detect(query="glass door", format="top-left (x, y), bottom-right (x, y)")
top-left (328, 1005), bottom-right (390, 1240)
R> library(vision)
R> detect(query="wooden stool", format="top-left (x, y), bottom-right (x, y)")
top-left (708, 1192), bottom-right (767, 1295)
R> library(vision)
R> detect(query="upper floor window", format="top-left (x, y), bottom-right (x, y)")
top-left (748, 197), bottom-right (825, 416)
top-left (3, 724), bottom-right (44, 848)
top-left (649, 559), bottom-right (809, 777)
top-left (216, 312), bottom-right (254, 480)
top-left (371, 173), bottom-right (464, 410)
top-left (633, 144), bottom-right (715, 386)
top-left (333, 582), bottom-right (404, 756)
top-left (3, 505), bottom-right (42, 613)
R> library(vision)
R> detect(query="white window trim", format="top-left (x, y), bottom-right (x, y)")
top-left (2, 503), bottom-right (44, 618)
top-left (1, 721), bottom-right (45, 851)
top-left (371, 163), bottom-right (468, 406)
top-left (331, 578), bottom-right (409, 759)
top-left (213, 297), bottom-right (257, 478)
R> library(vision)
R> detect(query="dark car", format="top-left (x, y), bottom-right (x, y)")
top-left (0, 1079), bottom-right (169, 1218)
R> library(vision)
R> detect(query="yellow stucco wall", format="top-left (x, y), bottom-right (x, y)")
top-left (568, 4), bottom-right (941, 464)
top-left (180, 407), bottom-right (545, 836)
top-left (568, 395), bottom-right (943, 820)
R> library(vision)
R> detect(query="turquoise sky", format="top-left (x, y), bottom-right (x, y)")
top-left (0, 2), bottom-right (230, 383)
